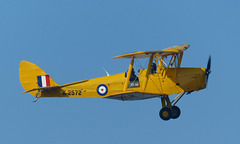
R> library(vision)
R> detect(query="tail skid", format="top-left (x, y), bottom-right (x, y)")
top-left (33, 91), bottom-right (40, 102)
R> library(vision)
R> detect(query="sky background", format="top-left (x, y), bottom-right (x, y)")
top-left (1, 0), bottom-right (240, 143)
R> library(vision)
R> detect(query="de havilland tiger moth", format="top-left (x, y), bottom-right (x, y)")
top-left (19, 44), bottom-right (211, 120)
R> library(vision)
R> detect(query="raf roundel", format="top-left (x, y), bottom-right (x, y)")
top-left (97, 84), bottom-right (108, 96)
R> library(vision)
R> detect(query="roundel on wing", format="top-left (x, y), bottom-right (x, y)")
top-left (97, 84), bottom-right (108, 96)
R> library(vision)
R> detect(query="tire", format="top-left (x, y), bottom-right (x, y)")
top-left (171, 106), bottom-right (181, 119)
top-left (159, 107), bottom-right (172, 121)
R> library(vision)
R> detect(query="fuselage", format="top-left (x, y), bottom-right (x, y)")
top-left (40, 67), bottom-right (207, 100)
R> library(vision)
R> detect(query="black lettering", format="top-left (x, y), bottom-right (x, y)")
top-left (75, 90), bottom-right (78, 95)
top-left (68, 90), bottom-right (71, 95)
top-left (78, 90), bottom-right (82, 95)
top-left (62, 90), bottom-right (66, 96)
top-left (63, 90), bottom-right (85, 96)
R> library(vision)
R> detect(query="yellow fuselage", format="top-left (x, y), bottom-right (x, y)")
top-left (40, 68), bottom-right (206, 100)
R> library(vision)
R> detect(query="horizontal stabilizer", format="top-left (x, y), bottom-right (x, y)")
top-left (23, 80), bottom-right (89, 93)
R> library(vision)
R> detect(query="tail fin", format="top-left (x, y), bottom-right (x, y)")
top-left (19, 60), bottom-right (59, 96)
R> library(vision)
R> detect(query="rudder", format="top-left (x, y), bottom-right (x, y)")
top-left (19, 60), bottom-right (59, 96)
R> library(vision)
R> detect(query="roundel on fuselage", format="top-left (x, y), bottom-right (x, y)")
top-left (97, 84), bottom-right (108, 96)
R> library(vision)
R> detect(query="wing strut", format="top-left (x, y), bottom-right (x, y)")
top-left (123, 57), bottom-right (134, 91)
top-left (143, 55), bottom-right (154, 90)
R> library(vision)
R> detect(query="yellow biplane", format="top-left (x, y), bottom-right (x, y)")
top-left (19, 44), bottom-right (211, 120)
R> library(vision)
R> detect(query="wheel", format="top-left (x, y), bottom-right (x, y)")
top-left (171, 106), bottom-right (181, 119)
top-left (159, 107), bottom-right (172, 121)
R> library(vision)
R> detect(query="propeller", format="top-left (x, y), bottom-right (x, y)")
top-left (206, 55), bottom-right (211, 85)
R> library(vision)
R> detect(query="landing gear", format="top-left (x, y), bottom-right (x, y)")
top-left (159, 107), bottom-right (172, 120)
top-left (159, 92), bottom-right (185, 121)
top-left (171, 106), bottom-right (181, 119)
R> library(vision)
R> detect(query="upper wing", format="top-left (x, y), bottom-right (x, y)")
top-left (112, 44), bottom-right (190, 59)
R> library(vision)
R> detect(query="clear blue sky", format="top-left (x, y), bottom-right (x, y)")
top-left (1, 0), bottom-right (240, 143)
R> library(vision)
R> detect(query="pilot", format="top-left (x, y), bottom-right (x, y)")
top-left (130, 68), bottom-right (137, 81)
top-left (150, 63), bottom-right (157, 73)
